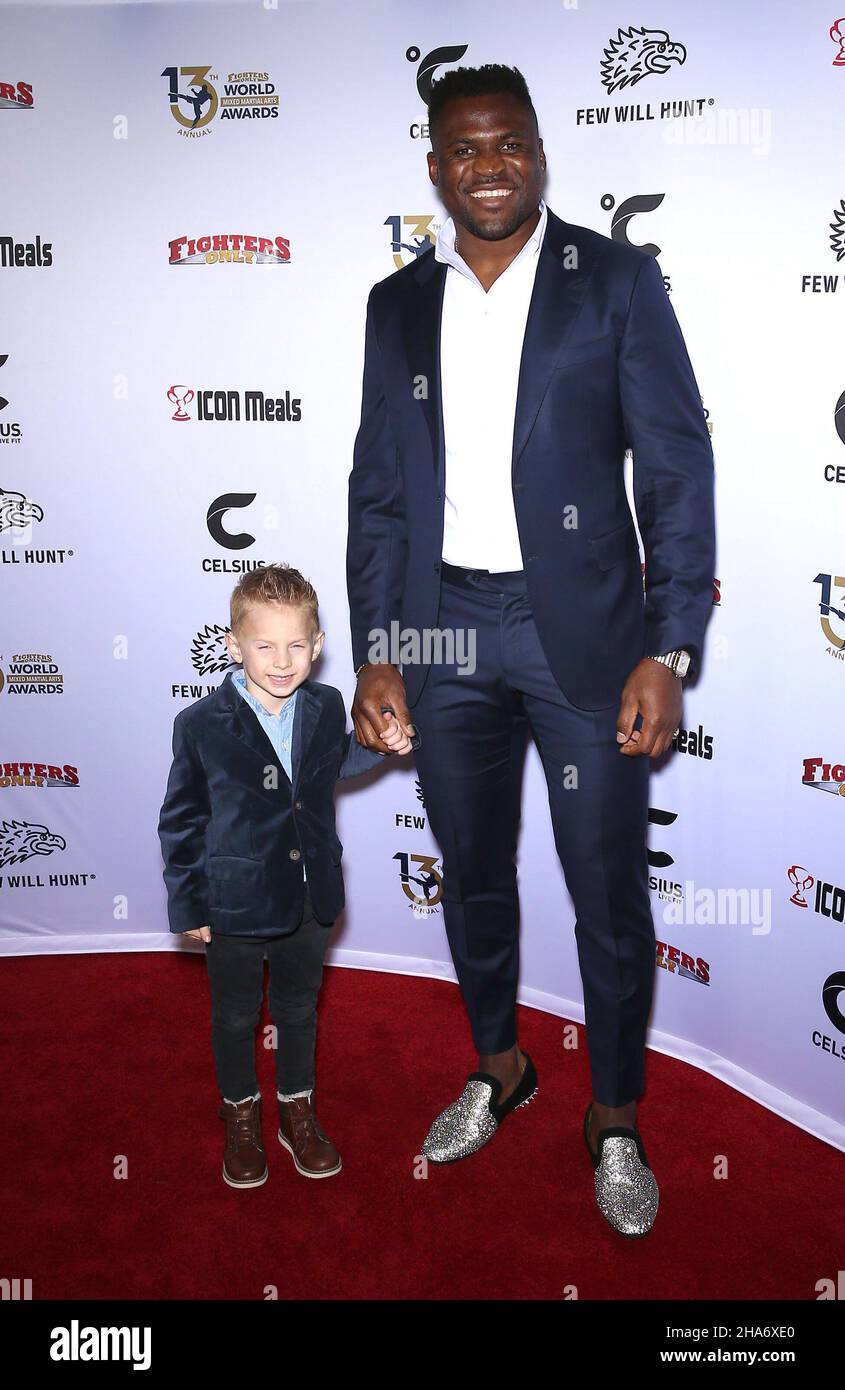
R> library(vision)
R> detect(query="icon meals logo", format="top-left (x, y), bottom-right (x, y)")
top-left (166, 385), bottom-right (301, 423)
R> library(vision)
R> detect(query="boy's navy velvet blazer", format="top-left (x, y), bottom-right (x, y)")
top-left (157, 669), bottom-right (384, 937)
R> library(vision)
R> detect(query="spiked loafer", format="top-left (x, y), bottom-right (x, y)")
top-left (422, 1053), bottom-right (538, 1163)
top-left (583, 1102), bottom-right (659, 1237)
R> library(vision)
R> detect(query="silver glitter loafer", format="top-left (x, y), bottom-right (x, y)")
top-left (583, 1102), bottom-right (659, 1237)
top-left (421, 1054), bottom-right (538, 1164)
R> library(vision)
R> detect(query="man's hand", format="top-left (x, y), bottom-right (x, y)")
top-left (616, 658), bottom-right (682, 759)
top-left (185, 925), bottom-right (211, 943)
top-left (352, 663), bottom-right (415, 754)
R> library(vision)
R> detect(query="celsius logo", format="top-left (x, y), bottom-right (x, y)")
top-left (822, 971), bottom-right (845, 1033)
top-left (802, 756), bottom-right (845, 798)
top-left (385, 215), bottom-right (438, 269)
top-left (836, 389), bottom-right (845, 445)
top-left (600, 192), bottom-right (665, 259)
top-left (168, 232), bottom-right (290, 266)
top-left (0, 819), bottom-right (66, 867)
top-left (0, 78), bottom-right (34, 109)
top-left (161, 65), bottom-right (279, 136)
top-left (0, 353), bottom-right (21, 442)
top-left (600, 27), bottom-right (687, 94)
top-left (207, 493), bottom-right (257, 550)
top-left (647, 806), bottom-right (676, 868)
top-left (648, 807), bottom-right (681, 901)
top-left (406, 44), bottom-right (468, 102)
top-left (813, 572), bottom-right (845, 654)
top-left (831, 18), bottom-right (845, 65)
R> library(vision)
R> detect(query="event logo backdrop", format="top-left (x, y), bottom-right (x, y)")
top-left (2, 1), bottom-right (843, 1149)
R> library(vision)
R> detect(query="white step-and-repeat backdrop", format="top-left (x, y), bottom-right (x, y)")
top-left (2, 0), bottom-right (844, 1149)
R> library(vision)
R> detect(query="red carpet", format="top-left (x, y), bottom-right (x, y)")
top-left (2, 951), bottom-right (841, 1301)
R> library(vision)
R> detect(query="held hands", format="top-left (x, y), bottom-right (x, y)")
top-left (379, 711), bottom-right (414, 756)
top-left (352, 664), bottom-right (416, 755)
top-left (616, 658), bottom-right (682, 759)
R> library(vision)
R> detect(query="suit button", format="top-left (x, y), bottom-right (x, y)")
top-left (294, 800), bottom-right (302, 810)
top-left (435, 492), bottom-right (442, 501)
top-left (433, 561), bottom-right (440, 571)
top-left (289, 848), bottom-right (301, 861)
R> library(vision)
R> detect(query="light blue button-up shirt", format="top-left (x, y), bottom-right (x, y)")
top-left (232, 668), bottom-right (305, 879)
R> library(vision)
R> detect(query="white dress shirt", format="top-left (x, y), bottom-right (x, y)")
top-left (434, 197), bottom-right (548, 571)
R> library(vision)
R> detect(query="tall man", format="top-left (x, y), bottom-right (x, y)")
top-left (346, 64), bottom-right (715, 1236)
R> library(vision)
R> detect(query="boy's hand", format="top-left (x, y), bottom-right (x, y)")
top-left (185, 925), bottom-right (211, 943)
top-left (352, 664), bottom-right (416, 754)
top-left (379, 712), bottom-right (413, 756)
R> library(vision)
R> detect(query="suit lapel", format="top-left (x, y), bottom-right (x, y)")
top-left (404, 206), bottom-right (595, 486)
top-left (217, 671), bottom-right (323, 797)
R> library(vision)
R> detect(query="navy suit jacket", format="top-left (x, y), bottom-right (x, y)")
top-left (347, 205), bottom-right (716, 710)
top-left (157, 670), bottom-right (384, 937)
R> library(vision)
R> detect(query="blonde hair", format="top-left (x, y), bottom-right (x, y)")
top-left (229, 563), bottom-right (320, 638)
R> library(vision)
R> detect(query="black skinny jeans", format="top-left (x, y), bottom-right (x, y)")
top-left (204, 882), bottom-right (333, 1100)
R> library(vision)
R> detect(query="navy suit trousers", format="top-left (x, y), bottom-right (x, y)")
top-left (410, 563), bottom-right (656, 1107)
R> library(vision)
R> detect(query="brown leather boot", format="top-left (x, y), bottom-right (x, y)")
top-left (277, 1092), bottom-right (342, 1178)
top-left (218, 1094), bottom-right (268, 1188)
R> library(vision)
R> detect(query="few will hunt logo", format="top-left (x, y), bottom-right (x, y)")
top-left (656, 940), bottom-right (710, 985)
top-left (0, 819), bottom-right (66, 867)
top-left (788, 865), bottom-right (845, 922)
top-left (802, 757), bottom-right (845, 797)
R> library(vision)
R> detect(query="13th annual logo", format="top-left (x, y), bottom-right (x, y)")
top-left (161, 65), bottom-right (279, 137)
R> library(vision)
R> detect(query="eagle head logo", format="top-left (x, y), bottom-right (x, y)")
top-left (600, 26), bottom-right (687, 94)
top-left (0, 820), bottom-right (66, 868)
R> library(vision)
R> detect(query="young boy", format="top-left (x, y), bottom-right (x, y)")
top-left (157, 563), bottom-right (412, 1187)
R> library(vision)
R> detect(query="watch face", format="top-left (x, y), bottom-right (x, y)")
top-left (676, 650), bottom-right (691, 677)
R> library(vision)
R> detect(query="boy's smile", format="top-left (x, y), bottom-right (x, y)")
top-left (225, 599), bottom-right (325, 715)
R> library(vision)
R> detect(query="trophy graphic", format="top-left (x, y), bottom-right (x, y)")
top-left (167, 384), bottom-right (195, 421)
top-left (787, 865), bottom-right (814, 908)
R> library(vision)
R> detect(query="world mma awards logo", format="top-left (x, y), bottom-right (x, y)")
top-left (161, 65), bottom-right (279, 137)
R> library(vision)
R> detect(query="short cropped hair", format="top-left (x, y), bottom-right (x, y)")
top-left (427, 63), bottom-right (538, 148)
top-left (229, 563), bottom-right (320, 639)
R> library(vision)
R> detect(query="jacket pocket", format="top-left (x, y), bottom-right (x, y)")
top-left (207, 855), bottom-right (266, 881)
top-left (588, 520), bottom-right (639, 571)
